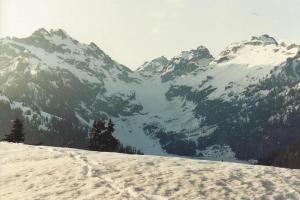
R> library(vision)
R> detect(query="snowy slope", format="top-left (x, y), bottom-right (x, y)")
top-left (169, 34), bottom-right (299, 99)
top-left (0, 143), bottom-right (299, 200)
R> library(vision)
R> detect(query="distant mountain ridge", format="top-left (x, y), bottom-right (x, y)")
top-left (1, 28), bottom-right (300, 162)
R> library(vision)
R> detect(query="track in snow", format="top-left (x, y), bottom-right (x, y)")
top-left (0, 142), bottom-right (299, 200)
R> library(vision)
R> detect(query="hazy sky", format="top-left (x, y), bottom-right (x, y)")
top-left (1, 0), bottom-right (300, 69)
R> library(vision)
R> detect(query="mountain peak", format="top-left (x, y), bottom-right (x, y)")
top-left (196, 45), bottom-right (209, 50)
top-left (31, 28), bottom-right (71, 40)
top-left (220, 34), bottom-right (279, 57)
top-left (49, 28), bottom-right (70, 39)
top-left (32, 28), bottom-right (50, 37)
top-left (251, 34), bottom-right (278, 45)
top-left (151, 56), bottom-right (169, 64)
top-left (161, 46), bottom-right (214, 81)
top-left (137, 56), bottom-right (169, 74)
top-left (178, 46), bottom-right (214, 61)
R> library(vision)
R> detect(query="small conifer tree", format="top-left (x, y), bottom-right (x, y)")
top-left (3, 118), bottom-right (25, 143)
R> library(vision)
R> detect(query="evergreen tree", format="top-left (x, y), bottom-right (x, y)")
top-left (88, 119), bottom-right (144, 155)
top-left (89, 120), bottom-right (103, 150)
top-left (3, 118), bottom-right (25, 143)
top-left (88, 119), bottom-right (119, 152)
top-left (107, 119), bottom-right (114, 134)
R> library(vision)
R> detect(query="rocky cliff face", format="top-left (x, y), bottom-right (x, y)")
top-left (1, 28), bottom-right (300, 161)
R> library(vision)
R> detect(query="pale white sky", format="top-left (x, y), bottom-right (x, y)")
top-left (1, 0), bottom-right (300, 69)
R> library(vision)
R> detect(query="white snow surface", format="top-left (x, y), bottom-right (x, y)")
top-left (0, 143), bottom-right (300, 200)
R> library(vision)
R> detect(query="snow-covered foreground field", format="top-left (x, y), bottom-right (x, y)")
top-left (0, 143), bottom-right (299, 200)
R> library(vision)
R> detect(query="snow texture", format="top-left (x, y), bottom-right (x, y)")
top-left (0, 143), bottom-right (299, 200)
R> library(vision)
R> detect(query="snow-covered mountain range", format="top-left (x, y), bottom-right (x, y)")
top-left (1, 29), bottom-right (300, 161)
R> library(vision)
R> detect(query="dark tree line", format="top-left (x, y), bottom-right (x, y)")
top-left (258, 138), bottom-right (300, 169)
top-left (1, 117), bottom-right (143, 155)
top-left (89, 119), bottom-right (143, 155)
